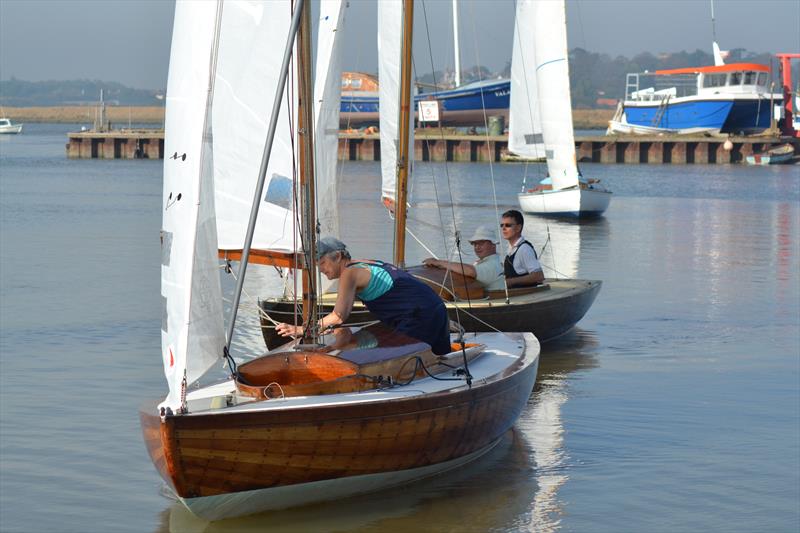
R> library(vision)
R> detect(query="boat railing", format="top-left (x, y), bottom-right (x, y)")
top-left (624, 72), bottom-right (698, 101)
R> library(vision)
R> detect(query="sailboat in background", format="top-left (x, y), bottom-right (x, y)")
top-left (141, 0), bottom-right (540, 520)
top-left (511, 0), bottom-right (611, 218)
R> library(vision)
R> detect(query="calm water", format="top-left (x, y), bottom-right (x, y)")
top-left (1, 123), bottom-right (798, 532)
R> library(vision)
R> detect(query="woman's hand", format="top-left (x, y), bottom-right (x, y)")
top-left (275, 322), bottom-right (302, 338)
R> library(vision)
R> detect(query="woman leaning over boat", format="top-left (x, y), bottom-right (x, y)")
top-left (275, 237), bottom-right (451, 355)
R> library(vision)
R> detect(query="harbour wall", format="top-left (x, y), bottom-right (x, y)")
top-left (66, 129), bottom-right (796, 164)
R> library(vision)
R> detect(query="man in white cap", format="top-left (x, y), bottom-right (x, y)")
top-left (422, 225), bottom-right (505, 290)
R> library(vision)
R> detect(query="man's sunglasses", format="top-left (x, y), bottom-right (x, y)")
top-left (500, 223), bottom-right (517, 228)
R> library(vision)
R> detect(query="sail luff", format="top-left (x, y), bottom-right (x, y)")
top-left (160, 0), bottom-right (225, 411)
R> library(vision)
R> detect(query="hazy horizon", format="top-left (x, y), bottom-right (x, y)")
top-left (1, 0), bottom-right (798, 91)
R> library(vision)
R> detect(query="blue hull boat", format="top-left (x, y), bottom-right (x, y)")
top-left (341, 78), bottom-right (510, 127)
top-left (608, 63), bottom-right (782, 135)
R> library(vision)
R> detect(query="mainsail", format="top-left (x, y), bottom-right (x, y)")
top-left (378, 0), bottom-right (413, 208)
top-left (212, 0), bottom-right (344, 262)
top-left (160, 0), bottom-right (225, 411)
top-left (530, 0), bottom-right (580, 191)
top-left (509, 0), bottom-right (580, 192)
top-left (508, 0), bottom-right (545, 160)
top-left (314, 0), bottom-right (347, 244)
top-left (213, 1), bottom-right (298, 253)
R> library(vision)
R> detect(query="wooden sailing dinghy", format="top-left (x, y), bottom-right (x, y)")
top-left (141, 0), bottom-right (540, 521)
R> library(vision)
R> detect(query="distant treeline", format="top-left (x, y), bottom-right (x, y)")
top-left (1, 48), bottom-right (791, 109)
top-left (0, 78), bottom-right (164, 107)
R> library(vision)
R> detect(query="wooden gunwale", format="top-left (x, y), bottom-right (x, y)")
top-left (140, 335), bottom-right (538, 499)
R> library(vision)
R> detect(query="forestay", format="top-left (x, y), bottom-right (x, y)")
top-left (160, 0), bottom-right (225, 411)
top-left (508, 0), bottom-right (545, 160)
top-left (530, 0), bottom-right (580, 191)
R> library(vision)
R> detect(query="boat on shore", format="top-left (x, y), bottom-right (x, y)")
top-left (0, 117), bottom-right (23, 134)
top-left (745, 143), bottom-right (795, 165)
top-left (340, 77), bottom-right (510, 127)
top-left (607, 63), bottom-right (782, 136)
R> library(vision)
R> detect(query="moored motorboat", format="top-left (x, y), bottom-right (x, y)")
top-left (607, 63), bottom-right (782, 136)
top-left (0, 118), bottom-right (23, 134)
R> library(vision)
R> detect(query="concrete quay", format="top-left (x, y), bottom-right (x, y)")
top-left (66, 129), bottom-right (164, 159)
top-left (66, 128), bottom-right (797, 164)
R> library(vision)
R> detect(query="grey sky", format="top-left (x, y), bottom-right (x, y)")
top-left (1, 0), bottom-right (798, 90)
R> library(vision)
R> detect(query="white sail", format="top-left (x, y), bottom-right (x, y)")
top-left (531, 0), bottom-right (580, 191)
top-left (160, 0), bottom-right (225, 411)
top-left (378, 0), bottom-right (413, 207)
top-left (508, 0), bottom-right (545, 159)
top-left (712, 41), bottom-right (726, 66)
top-left (213, 0), bottom-right (298, 253)
top-left (314, 0), bottom-right (346, 243)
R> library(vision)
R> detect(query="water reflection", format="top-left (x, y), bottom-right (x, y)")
top-left (523, 217), bottom-right (610, 280)
top-left (154, 330), bottom-right (599, 532)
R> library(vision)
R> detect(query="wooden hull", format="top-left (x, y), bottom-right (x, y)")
top-left (140, 333), bottom-right (539, 520)
top-left (260, 279), bottom-right (601, 349)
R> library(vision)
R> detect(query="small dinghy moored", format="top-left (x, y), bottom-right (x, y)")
top-left (745, 143), bottom-right (795, 165)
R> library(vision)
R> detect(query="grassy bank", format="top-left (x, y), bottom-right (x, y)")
top-left (2, 106), bottom-right (165, 124)
top-left (3, 106), bottom-right (614, 129)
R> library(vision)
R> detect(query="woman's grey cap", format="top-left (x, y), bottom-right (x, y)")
top-left (317, 236), bottom-right (347, 258)
top-left (468, 225), bottom-right (499, 244)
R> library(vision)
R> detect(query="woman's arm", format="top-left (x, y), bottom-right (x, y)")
top-left (318, 265), bottom-right (364, 330)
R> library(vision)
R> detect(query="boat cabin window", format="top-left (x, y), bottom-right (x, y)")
top-left (743, 71), bottom-right (757, 85)
top-left (729, 72), bottom-right (742, 86)
top-left (703, 74), bottom-right (727, 88)
top-left (757, 72), bottom-right (768, 86)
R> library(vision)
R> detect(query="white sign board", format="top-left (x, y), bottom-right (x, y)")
top-left (418, 100), bottom-right (440, 123)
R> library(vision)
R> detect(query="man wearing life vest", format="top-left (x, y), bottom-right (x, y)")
top-left (500, 209), bottom-right (544, 288)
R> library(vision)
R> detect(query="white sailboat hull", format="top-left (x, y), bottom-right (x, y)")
top-left (518, 187), bottom-right (611, 218)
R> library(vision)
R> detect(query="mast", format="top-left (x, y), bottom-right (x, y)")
top-left (296, 0), bottom-right (320, 340)
top-left (393, 0), bottom-right (414, 268)
top-left (452, 0), bottom-right (461, 87)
